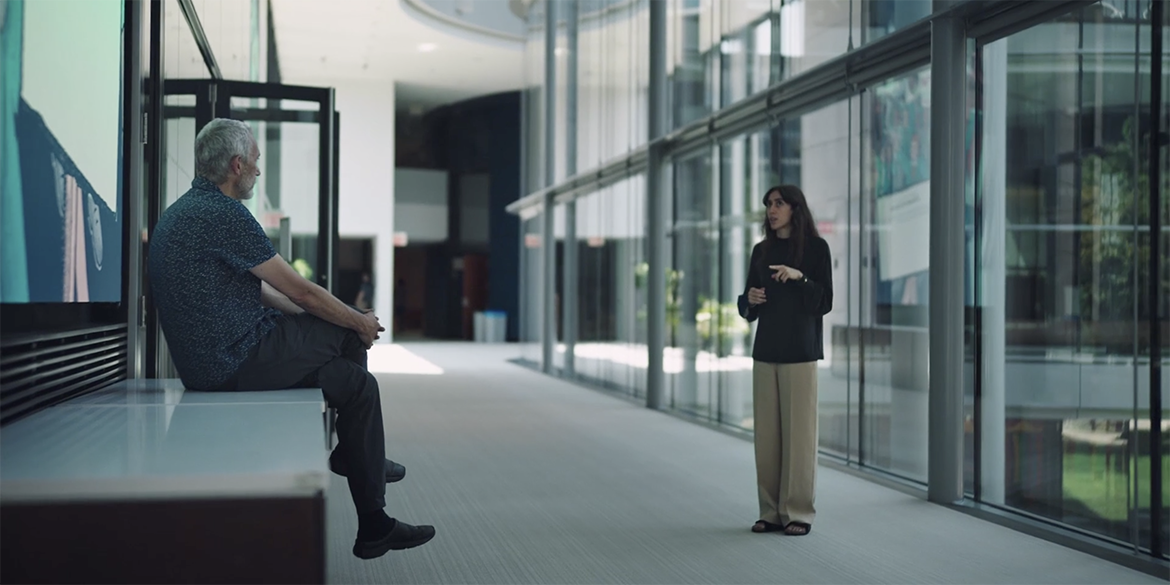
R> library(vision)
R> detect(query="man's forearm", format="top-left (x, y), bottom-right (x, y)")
top-left (266, 289), bottom-right (305, 315)
top-left (294, 283), bottom-right (364, 332)
top-left (261, 282), bottom-right (304, 315)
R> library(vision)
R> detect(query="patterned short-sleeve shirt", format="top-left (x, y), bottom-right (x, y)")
top-left (148, 177), bottom-right (280, 390)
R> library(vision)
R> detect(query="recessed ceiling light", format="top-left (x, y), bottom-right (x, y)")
top-left (418, 43), bottom-right (438, 53)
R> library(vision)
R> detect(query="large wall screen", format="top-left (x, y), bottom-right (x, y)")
top-left (1, 0), bottom-right (124, 303)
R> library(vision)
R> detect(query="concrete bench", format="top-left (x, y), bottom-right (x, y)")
top-left (0, 379), bottom-right (331, 584)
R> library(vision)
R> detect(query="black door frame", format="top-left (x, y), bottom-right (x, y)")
top-left (1145, 0), bottom-right (1164, 559)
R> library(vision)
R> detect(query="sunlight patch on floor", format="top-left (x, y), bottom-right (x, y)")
top-left (367, 344), bottom-right (444, 375)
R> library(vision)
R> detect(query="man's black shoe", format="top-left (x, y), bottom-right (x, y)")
top-left (353, 520), bottom-right (436, 559)
top-left (329, 455), bottom-right (406, 483)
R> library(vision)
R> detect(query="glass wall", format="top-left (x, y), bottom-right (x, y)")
top-left (667, 0), bottom-right (928, 128)
top-left (163, 0), bottom-right (269, 104)
top-left (976, 2), bottom-right (1169, 553)
top-left (516, 0), bottom-right (1168, 558)
top-left (859, 67), bottom-right (933, 481)
top-left (651, 84), bottom-right (926, 474)
top-left (794, 98), bottom-right (859, 463)
top-left (569, 175), bottom-right (648, 397)
top-left (162, 0), bottom-right (271, 215)
top-left (669, 149), bottom-right (718, 417)
top-left (576, 0), bottom-right (650, 173)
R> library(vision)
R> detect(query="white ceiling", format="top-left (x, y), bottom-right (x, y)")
top-left (269, 0), bottom-right (527, 109)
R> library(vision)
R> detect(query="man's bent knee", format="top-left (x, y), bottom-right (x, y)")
top-left (319, 358), bottom-right (379, 408)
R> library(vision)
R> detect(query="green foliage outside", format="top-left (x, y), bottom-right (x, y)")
top-left (292, 258), bottom-right (313, 280)
top-left (1078, 116), bottom-right (1170, 334)
top-left (634, 262), bottom-right (752, 353)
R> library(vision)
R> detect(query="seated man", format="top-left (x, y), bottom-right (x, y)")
top-left (148, 118), bottom-right (435, 560)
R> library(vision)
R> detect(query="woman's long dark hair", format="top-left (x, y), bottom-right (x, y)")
top-left (760, 184), bottom-right (820, 268)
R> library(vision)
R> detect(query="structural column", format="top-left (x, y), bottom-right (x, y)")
top-left (542, 0), bottom-right (559, 374)
top-left (563, 0), bottom-right (579, 377)
top-left (980, 38), bottom-right (1008, 506)
top-left (646, 0), bottom-right (667, 409)
top-left (927, 10), bottom-right (966, 504)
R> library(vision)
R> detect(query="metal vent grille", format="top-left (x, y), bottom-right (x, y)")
top-left (0, 325), bottom-right (128, 426)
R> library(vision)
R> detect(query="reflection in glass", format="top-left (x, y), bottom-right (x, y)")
top-left (860, 67), bottom-right (932, 481)
top-left (718, 133), bottom-right (775, 430)
top-left (564, 177), bottom-right (647, 398)
top-left (865, 0), bottom-right (931, 43)
top-left (671, 152), bottom-right (718, 418)
top-left (978, 4), bottom-right (1170, 553)
top-left (789, 100), bottom-right (855, 462)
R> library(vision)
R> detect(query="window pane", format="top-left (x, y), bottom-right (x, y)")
top-left (862, 67), bottom-right (931, 481)
top-left (792, 99), bottom-right (856, 461)
top-left (977, 2), bottom-right (1169, 552)
top-left (670, 151), bottom-right (718, 419)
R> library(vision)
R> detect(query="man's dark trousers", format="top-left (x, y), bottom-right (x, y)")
top-left (230, 313), bottom-right (386, 513)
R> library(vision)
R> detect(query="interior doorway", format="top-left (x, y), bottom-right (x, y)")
top-left (394, 246), bottom-right (428, 339)
top-left (338, 238), bottom-right (374, 310)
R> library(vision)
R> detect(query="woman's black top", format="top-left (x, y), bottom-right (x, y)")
top-left (737, 236), bottom-right (833, 364)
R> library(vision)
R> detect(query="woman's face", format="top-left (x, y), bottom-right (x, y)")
top-left (766, 191), bottom-right (792, 233)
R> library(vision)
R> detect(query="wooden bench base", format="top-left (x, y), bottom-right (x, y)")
top-left (1, 496), bottom-right (325, 584)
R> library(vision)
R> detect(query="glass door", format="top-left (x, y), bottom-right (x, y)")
top-left (147, 79), bottom-right (337, 378)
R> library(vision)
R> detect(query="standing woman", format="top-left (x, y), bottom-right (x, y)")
top-left (738, 185), bottom-right (833, 536)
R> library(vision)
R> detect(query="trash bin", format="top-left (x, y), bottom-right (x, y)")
top-left (480, 311), bottom-right (507, 343)
top-left (474, 311), bottom-right (507, 342)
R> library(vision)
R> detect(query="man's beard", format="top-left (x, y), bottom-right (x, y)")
top-left (237, 179), bottom-right (256, 200)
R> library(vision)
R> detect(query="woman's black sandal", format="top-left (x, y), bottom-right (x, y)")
top-left (783, 522), bottom-right (811, 536)
top-left (751, 520), bottom-right (784, 533)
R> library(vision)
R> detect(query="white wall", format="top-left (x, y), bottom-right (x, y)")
top-left (276, 123), bottom-right (321, 233)
top-left (336, 81), bottom-right (396, 337)
top-left (394, 169), bottom-right (449, 244)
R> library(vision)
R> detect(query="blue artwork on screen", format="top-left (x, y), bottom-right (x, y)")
top-left (13, 100), bottom-right (122, 302)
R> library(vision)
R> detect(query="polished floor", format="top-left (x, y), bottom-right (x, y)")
top-left (323, 342), bottom-right (1164, 585)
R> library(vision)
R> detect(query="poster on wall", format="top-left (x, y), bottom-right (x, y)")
top-left (870, 66), bottom-right (977, 309)
top-left (0, 0), bottom-right (124, 304)
top-left (871, 69), bottom-right (931, 306)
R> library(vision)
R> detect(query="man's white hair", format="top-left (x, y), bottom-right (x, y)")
top-left (195, 118), bottom-right (253, 183)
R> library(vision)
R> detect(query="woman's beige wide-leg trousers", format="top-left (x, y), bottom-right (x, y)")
top-left (752, 360), bottom-right (818, 527)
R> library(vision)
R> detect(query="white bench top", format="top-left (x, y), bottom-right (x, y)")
top-left (66, 378), bottom-right (325, 408)
top-left (0, 380), bottom-right (329, 504)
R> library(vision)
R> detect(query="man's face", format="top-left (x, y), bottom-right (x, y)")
top-left (235, 140), bottom-right (261, 200)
